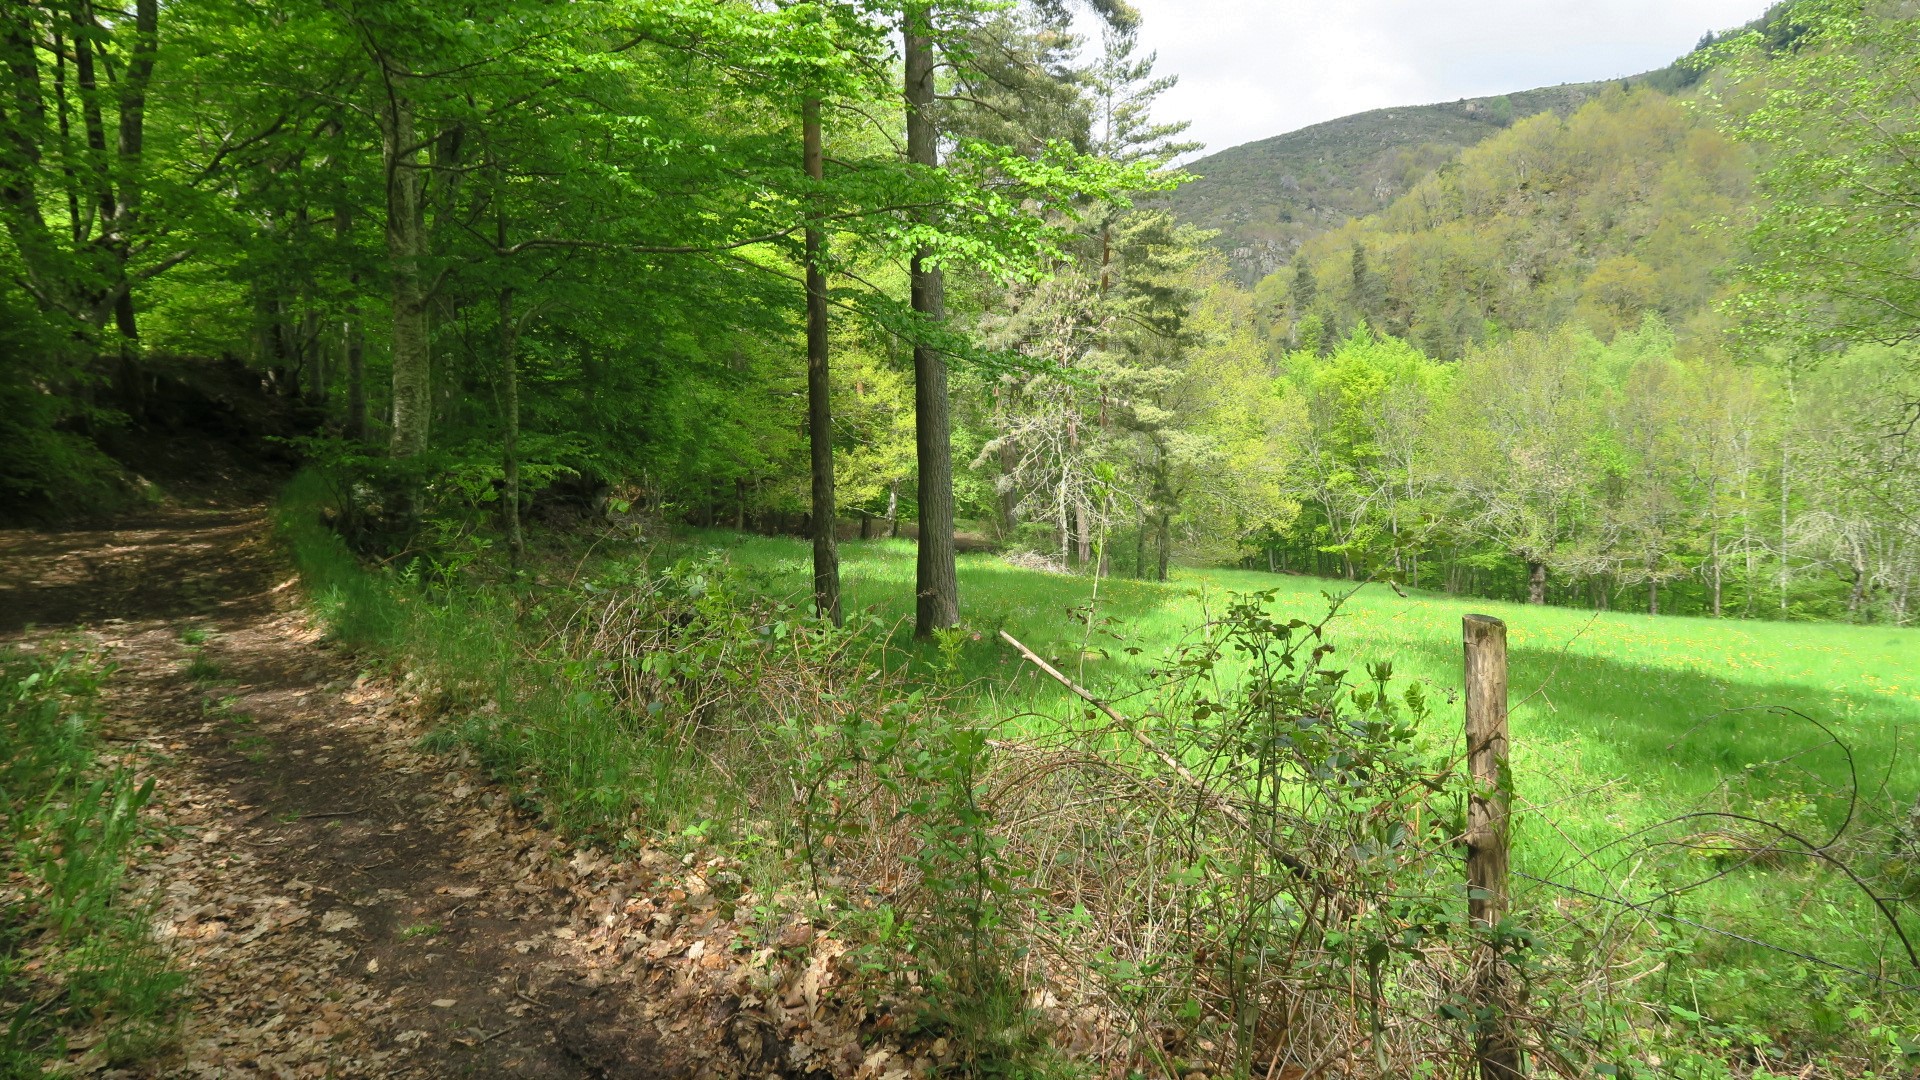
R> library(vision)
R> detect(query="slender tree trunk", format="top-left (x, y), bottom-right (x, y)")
top-left (904, 8), bottom-right (957, 635)
top-left (71, 4), bottom-right (124, 338)
top-left (0, 9), bottom-right (56, 298)
top-left (735, 479), bottom-right (747, 531)
top-left (1710, 532), bottom-right (1723, 617)
top-left (382, 89), bottom-right (431, 459)
top-left (114, 289), bottom-right (138, 344)
top-left (1778, 429), bottom-right (1791, 615)
top-left (995, 442), bottom-right (1020, 539)
top-left (1133, 508), bottom-right (1147, 579)
top-left (1742, 503), bottom-right (1757, 619)
top-left (1156, 511), bottom-right (1171, 583)
top-left (309, 305), bottom-right (328, 409)
top-left (1075, 497), bottom-right (1093, 569)
top-left (498, 284), bottom-right (524, 572)
top-left (1057, 483), bottom-right (1071, 567)
top-left (1073, 497), bottom-right (1089, 567)
top-left (108, 0), bottom-right (157, 341)
top-left (803, 97), bottom-right (841, 626)
top-left (887, 479), bottom-right (901, 538)
top-left (332, 195), bottom-right (366, 440)
top-left (343, 310), bottom-right (366, 440)
top-left (1648, 579), bottom-right (1658, 616)
top-left (1526, 561), bottom-right (1546, 605)
top-left (990, 386), bottom-right (1018, 539)
top-left (860, 513), bottom-right (874, 540)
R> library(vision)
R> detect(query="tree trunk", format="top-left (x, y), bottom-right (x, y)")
top-left (344, 310), bottom-right (366, 440)
top-left (114, 288), bottom-right (139, 347)
top-left (382, 90), bottom-right (431, 458)
top-left (1, 2), bottom-right (151, 337)
top-left (1133, 509), bottom-right (1148, 579)
top-left (1075, 497), bottom-right (1092, 569)
top-left (995, 437), bottom-right (1020, 539)
top-left (1710, 529), bottom-right (1723, 618)
top-left (331, 197), bottom-right (367, 440)
top-left (309, 308), bottom-right (328, 408)
top-left (0, 9), bottom-right (55, 297)
top-left (1778, 440), bottom-right (1791, 615)
top-left (1057, 485), bottom-right (1071, 567)
top-left (887, 479), bottom-right (901, 538)
top-left (1526, 561), bottom-right (1546, 605)
top-left (803, 97), bottom-right (842, 626)
top-left (498, 284), bottom-right (524, 572)
top-left (109, 0), bottom-right (157, 339)
top-left (990, 384), bottom-right (1018, 540)
top-left (860, 513), bottom-right (874, 540)
top-left (904, 9), bottom-right (957, 635)
top-left (1156, 511), bottom-right (1171, 583)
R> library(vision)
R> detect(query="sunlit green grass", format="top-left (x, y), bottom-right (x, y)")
top-left (704, 531), bottom-right (1920, 1022)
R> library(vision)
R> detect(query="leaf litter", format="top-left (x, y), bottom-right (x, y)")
top-left (3, 510), bottom-right (938, 1079)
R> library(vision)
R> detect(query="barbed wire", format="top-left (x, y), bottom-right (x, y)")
top-left (1514, 869), bottom-right (1920, 992)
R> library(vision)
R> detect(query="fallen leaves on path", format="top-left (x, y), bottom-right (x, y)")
top-left (9, 510), bottom-right (948, 1079)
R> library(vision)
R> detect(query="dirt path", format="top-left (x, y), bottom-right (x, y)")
top-left (0, 510), bottom-right (872, 1079)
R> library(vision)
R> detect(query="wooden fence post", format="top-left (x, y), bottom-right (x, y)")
top-left (1463, 614), bottom-right (1522, 1079)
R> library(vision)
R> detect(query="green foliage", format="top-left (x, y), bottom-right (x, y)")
top-left (1269, 88), bottom-right (1754, 359)
top-left (1, 650), bottom-right (183, 1076)
top-left (718, 528), bottom-right (1920, 1074)
top-left (1709, 0), bottom-right (1920, 353)
top-left (277, 470), bottom-right (1072, 1068)
top-left (1274, 325), bottom-right (1449, 574)
top-left (0, 293), bottom-right (130, 522)
top-left (1166, 82), bottom-right (1621, 285)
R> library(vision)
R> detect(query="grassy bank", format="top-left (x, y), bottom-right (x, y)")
top-left (274, 471), bottom-right (717, 841)
top-left (1, 649), bottom-right (182, 1076)
top-left (709, 531), bottom-right (1920, 1061)
top-left (276, 475), bottom-right (1920, 1076)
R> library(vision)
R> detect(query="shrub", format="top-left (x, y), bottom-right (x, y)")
top-left (0, 649), bottom-right (183, 1075)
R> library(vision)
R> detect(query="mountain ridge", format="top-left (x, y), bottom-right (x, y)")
top-left (1159, 31), bottom-right (1753, 284)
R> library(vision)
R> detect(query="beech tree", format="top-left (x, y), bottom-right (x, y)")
top-left (1713, 0), bottom-right (1920, 354)
top-left (1439, 327), bottom-right (1604, 604)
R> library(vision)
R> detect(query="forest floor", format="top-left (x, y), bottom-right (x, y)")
top-left (0, 509), bottom-right (881, 1080)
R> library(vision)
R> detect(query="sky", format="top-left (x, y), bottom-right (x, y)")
top-left (1086, 0), bottom-right (1770, 158)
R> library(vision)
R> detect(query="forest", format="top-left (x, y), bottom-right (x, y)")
top-left (2, 0), bottom-right (1919, 1077)
top-left (4, 0), bottom-right (1916, 628)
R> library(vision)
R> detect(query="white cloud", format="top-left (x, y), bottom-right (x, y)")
top-left (1080, 0), bottom-right (1769, 156)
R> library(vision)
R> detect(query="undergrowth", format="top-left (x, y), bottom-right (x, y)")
top-left (273, 470), bottom-right (1920, 1078)
top-left (0, 648), bottom-right (182, 1077)
top-left (274, 470), bottom-right (1064, 1071)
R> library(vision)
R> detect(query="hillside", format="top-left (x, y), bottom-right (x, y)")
top-left (1163, 27), bottom-right (1767, 285)
top-left (1167, 82), bottom-right (1617, 283)
top-left (1269, 87), bottom-right (1754, 359)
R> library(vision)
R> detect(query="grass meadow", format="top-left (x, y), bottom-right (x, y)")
top-left (705, 532), bottom-right (1920, 1028)
top-left (278, 459), bottom-right (1919, 1054)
